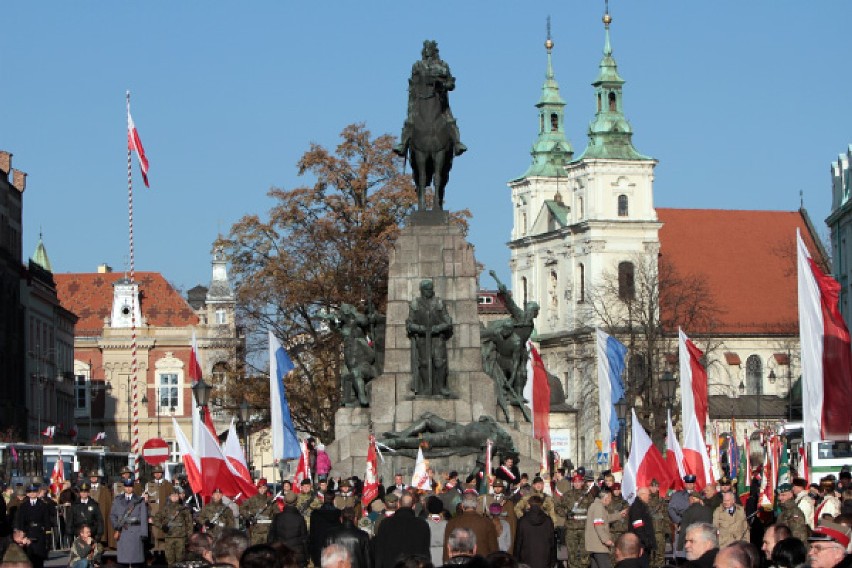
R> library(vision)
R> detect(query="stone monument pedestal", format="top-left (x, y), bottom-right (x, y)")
top-left (327, 217), bottom-right (541, 481)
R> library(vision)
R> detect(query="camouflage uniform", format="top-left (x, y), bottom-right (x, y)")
top-left (152, 497), bottom-right (193, 566)
top-left (564, 487), bottom-right (595, 568)
top-left (240, 492), bottom-right (278, 545)
top-left (608, 494), bottom-right (629, 563)
top-left (552, 481), bottom-right (572, 547)
top-left (777, 499), bottom-right (810, 542)
top-left (198, 499), bottom-right (236, 541)
top-left (648, 492), bottom-right (670, 568)
top-left (296, 491), bottom-right (319, 529)
top-left (144, 472), bottom-right (173, 554)
top-left (334, 492), bottom-right (361, 516)
top-left (514, 490), bottom-right (557, 523)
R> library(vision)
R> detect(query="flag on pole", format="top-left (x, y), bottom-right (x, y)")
top-left (484, 438), bottom-right (493, 495)
top-left (127, 102), bottom-right (149, 187)
top-left (798, 445), bottom-right (809, 482)
top-left (682, 413), bottom-right (714, 491)
top-left (729, 429), bottom-right (740, 482)
top-left (269, 331), bottom-right (300, 461)
top-left (797, 229), bottom-right (852, 443)
top-left (596, 329), bottom-right (627, 446)
top-left (621, 409), bottom-right (671, 503)
top-left (222, 419), bottom-right (258, 500)
top-left (293, 440), bottom-right (311, 486)
top-left (525, 342), bottom-right (552, 447)
top-left (679, 328), bottom-right (709, 435)
top-left (172, 417), bottom-right (202, 495)
top-left (188, 332), bottom-right (217, 441)
top-left (665, 410), bottom-right (686, 491)
top-left (411, 447), bottom-right (432, 491)
top-left (91, 432), bottom-right (106, 444)
top-left (362, 434), bottom-right (379, 514)
top-left (41, 425), bottom-right (55, 438)
top-left (197, 415), bottom-right (246, 501)
top-left (49, 455), bottom-right (65, 498)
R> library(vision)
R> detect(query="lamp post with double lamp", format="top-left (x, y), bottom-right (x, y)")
top-left (237, 400), bottom-right (252, 471)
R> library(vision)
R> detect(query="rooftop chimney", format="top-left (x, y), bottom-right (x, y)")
top-left (97, 264), bottom-right (113, 273)
top-left (12, 169), bottom-right (26, 193)
top-left (0, 151), bottom-right (11, 176)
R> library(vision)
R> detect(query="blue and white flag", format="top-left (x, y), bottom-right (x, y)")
top-left (269, 331), bottom-right (300, 460)
top-left (596, 329), bottom-right (627, 445)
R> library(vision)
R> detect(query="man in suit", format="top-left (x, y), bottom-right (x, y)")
top-left (13, 483), bottom-right (52, 568)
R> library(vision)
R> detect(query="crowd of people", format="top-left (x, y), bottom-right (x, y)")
top-left (1, 456), bottom-right (852, 568)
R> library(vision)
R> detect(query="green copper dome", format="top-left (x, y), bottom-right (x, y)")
top-left (32, 233), bottom-right (52, 272)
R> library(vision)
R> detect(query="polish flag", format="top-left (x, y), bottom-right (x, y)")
top-left (362, 434), bottom-right (379, 514)
top-left (411, 447), bottom-right (432, 491)
top-left (41, 425), bottom-right (55, 438)
top-left (189, 331), bottom-right (217, 444)
top-left (49, 455), bottom-right (65, 497)
top-left (798, 446), bottom-right (809, 482)
top-left (682, 413), bottom-right (714, 491)
top-left (127, 106), bottom-right (149, 187)
top-left (293, 441), bottom-right (311, 486)
top-left (665, 410), bottom-right (686, 491)
top-left (222, 419), bottom-right (258, 501)
top-left (197, 416), bottom-right (244, 501)
top-left (679, 329), bottom-right (709, 435)
top-left (525, 342), bottom-right (552, 447)
top-left (621, 409), bottom-right (671, 503)
top-left (173, 418), bottom-right (203, 495)
top-left (797, 230), bottom-right (852, 443)
top-left (91, 432), bottom-right (106, 444)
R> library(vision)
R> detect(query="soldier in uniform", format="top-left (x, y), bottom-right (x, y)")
top-left (647, 479), bottom-right (670, 568)
top-left (198, 488), bottom-right (235, 541)
top-left (564, 474), bottom-right (596, 568)
top-left (608, 483), bottom-right (629, 563)
top-left (14, 483), bottom-right (52, 568)
top-left (552, 476), bottom-right (572, 557)
top-left (514, 476), bottom-right (557, 523)
top-left (87, 470), bottom-right (113, 549)
top-left (481, 479), bottom-right (518, 545)
top-left (296, 479), bottom-right (319, 528)
top-left (776, 483), bottom-right (810, 542)
top-left (68, 482), bottom-right (105, 544)
top-left (240, 479), bottom-right (278, 545)
top-left (110, 479), bottom-right (148, 568)
top-left (333, 479), bottom-right (360, 516)
top-left (113, 466), bottom-right (142, 497)
top-left (152, 486), bottom-right (193, 566)
top-left (144, 464), bottom-right (173, 559)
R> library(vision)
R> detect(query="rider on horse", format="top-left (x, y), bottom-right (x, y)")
top-left (393, 40), bottom-right (467, 158)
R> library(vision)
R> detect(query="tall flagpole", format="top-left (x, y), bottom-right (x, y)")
top-left (127, 91), bottom-right (141, 478)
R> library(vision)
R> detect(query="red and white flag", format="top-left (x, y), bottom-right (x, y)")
top-left (621, 409), bottom-right (671, 503)
top-left (411, 447), bottom-right (432, 491)
top-left (172, 417), bottom-right (203, 495)
top-left (41, 425), bottom-right (55, 438)
top-left (665, 410), bottom-right (686, 491)
top-left (293, 440), bottom-right (311, 486)
top-left (189, 331), bottom-right (217, 446)
top-left (525, 342), bottom-right (552, 447)
top-left (49, 455), bottom-right (65, 497)
top-left (222, 419), bottom-right (258, 501)
top-left (798, 445), bottom-right (809, 482)
top-left (682, 413), bottom-right (714, 491)
top-left (197, 417), bottom-right (246, 501)
top-left (362, 434), bottom-right (379, 514)
top-left (91, 431), bottom-right (106, 444)
top-left (610, 440), bottom-right (622, 474)
top-left (127, 104), bottom-right (149, 187)
top-left (797, 230), bottom-right (852, 443)
top-left (679, 329), bottom-right (709, 435)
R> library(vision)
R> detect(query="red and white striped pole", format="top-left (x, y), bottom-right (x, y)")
top-left (126, 91), bottom-right (141, 478)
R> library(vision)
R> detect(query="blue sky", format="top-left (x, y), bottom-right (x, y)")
top-left (2, 2), bottom-right (850, 296)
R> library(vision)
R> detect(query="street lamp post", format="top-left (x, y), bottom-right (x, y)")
top-left (237, 400), bottom-right (252, 471)
top-left (614, 398), bottom-right (629, 458)
top-left (659, 371), bottom-right (677, 412)
top-left (191, 378), bottom-right (213, 426)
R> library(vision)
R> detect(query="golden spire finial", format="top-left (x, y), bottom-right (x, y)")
top-left (603, 0), bottom-right (612, 26)
top-left (545, 15), bottom-right (554, 50)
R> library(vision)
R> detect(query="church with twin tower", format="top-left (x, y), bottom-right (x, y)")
top-left (507, 11), bottom-right (821, 468)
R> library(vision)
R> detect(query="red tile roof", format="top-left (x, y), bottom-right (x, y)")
top-left (657, 208), bottom-right (825, 336)
top-left (55, 271), bottom-right (199, 332)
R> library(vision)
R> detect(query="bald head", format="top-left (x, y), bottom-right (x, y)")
top-left (615, 533), bottom-right (642, 561)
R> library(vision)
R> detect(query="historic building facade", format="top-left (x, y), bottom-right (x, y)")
top-left (507, 15), bottom-right (824, 469)
top-left (828, 146), bottom-right (852, 329)
top-left (56, 250), bottom-right (242, 465)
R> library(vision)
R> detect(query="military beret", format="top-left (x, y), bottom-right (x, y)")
top-left (777, 483), bottom-right (793, 493)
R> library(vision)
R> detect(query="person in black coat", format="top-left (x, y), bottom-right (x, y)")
top-left (268, 492), bottom-right (309, 567)
top-left (627, 488), bottom-right (655, 568)
top-left (324, 506), bottom-right (371, 568)
top-left (513, 496), bottom-right (555, 568)
top-left (372, 493), bottom-right (430, 568)
top-left (309, 492), bottom-right (342, 567)
top-left (13, 484), bottom-right (53, 568)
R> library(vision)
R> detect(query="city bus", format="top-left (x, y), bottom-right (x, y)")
top-left (0, 443), bottom-right (45, 487)
top-left (43, 445), bottom-right (134, 485)
top-left (778, 422), bottom-right (852, 484)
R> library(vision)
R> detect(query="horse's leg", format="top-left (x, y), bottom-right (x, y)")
top-left (432, 151), bottom-right (446, 210)
top-left (413, 149), bottom-right (427, 210)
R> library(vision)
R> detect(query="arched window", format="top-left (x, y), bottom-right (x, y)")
top-left (608, 92), bottom-right (617, 111)
top-left (618, 194), bottom-right (628, 217)
top-left (746, 355), bottom-right (763, 395)
top-left (550, 113), bottom-right (559, 132)
top-left (578, 264), bottom-right (585, 303)
top-left (212, 361), bottom-right (229, 386)
top-left (618, 261), bottom-right (635, 301)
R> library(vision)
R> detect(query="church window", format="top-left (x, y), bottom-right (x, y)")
top-left (608, 92), bottom-right (617, 111)
top-left (215, 308), bottom-right (227, 325)
top-left (549, 271), bottom-right (559, 314)
top-left (212, 361), bottom-right (229, 385)
top-left (618, 194), bottom-right (628, 217)
top-left (746, 355), bottom-right (763, 395)
top-left (618, 261), bottom-right (635, 301)
top-left (550, 113), bottom-right (559, 132)
top-left (578, 264), bottom-right (585, 303)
